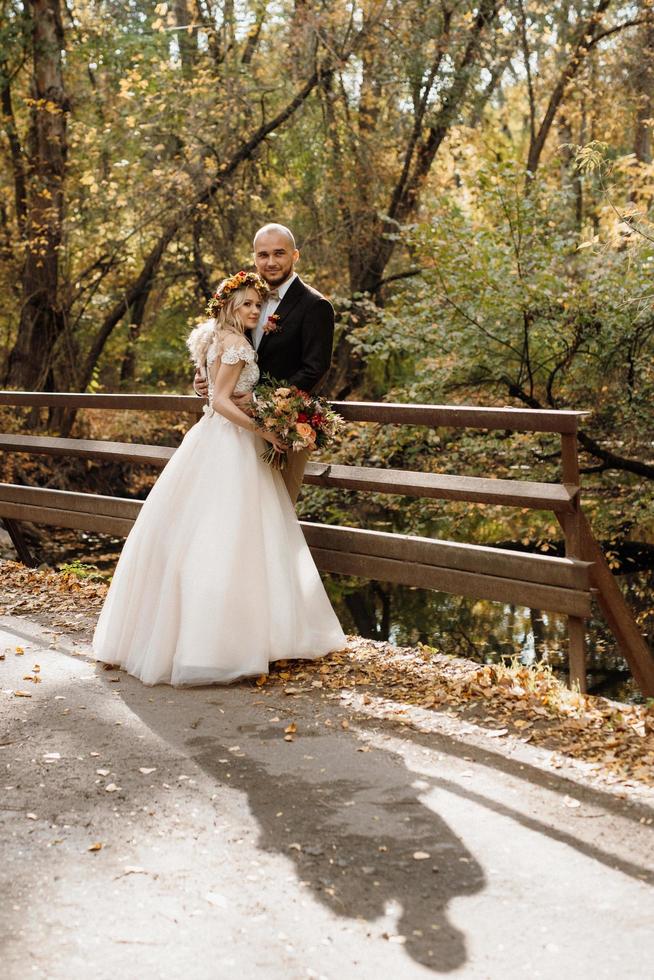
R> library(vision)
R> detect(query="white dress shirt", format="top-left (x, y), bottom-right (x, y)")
top-left (253, 272), bottom-right (297, 350)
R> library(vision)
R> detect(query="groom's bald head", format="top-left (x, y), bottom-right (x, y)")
top-left (253, 223), bottom-right (296, 250)
top-left (253, 223), bottom-right (299, 287)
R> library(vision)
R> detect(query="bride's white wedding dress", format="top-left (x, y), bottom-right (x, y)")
top-left (92, 329), bottom-right (347, 686)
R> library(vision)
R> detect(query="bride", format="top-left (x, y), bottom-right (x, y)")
top-left (93, 271), bottom-right (347, 686)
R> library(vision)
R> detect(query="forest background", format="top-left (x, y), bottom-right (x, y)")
top-left (2, 0), bottom-right (654, 693)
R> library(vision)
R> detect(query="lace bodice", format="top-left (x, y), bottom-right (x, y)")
top-left (205, 332), bottom-right (259, 413)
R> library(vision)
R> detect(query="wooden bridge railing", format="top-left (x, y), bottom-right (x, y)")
top-left (0, 391), bottom-right (653, 697)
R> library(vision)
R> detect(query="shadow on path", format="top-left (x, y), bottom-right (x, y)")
top-left (119, 681), bottom-right (485, 974)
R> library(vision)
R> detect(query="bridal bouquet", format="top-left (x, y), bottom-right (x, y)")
top-left (252, 379), bottom-right (344, 468)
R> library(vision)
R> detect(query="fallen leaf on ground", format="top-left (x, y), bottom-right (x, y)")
top-left (205, 892), bottom-right (228, 907)
top-left (113, 866), bottom-right (150, 879)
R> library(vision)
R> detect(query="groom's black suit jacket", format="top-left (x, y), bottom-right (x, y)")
top-left (254, 276), bottom-right (334, 393)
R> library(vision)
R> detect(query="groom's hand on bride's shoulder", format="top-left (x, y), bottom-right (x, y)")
top-left (194, 370), bottom-right (209, 398)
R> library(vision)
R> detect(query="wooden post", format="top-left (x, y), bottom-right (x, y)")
top-left (579, 513), bottom-right (654, 697)
top-left (560, 432), bottom-right (586, 693)
top-left (567, 617), bottom-right (586, 693)
top-left (560, 432), bottom-right (580, 486)
top-left (1, 518), bottom-right (38, 567)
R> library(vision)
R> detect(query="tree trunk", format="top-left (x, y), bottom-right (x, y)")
top-left (525, 0), bottom-right (612, 177)
top-left (5, 0), bottom-right (68, 391)
top-left (558, 111), bottom-right (583, 229)
top-left (119, 288), bottom-right (151, 385)
top-left (174, 0), bottom-right (198, 78)
top-left (325, 0), bottom-right (498, 397)
top-left (633, 12), bottom-right (654, 166)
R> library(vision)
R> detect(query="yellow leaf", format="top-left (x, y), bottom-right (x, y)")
top-left (284, 722), bottom-right (297, 734)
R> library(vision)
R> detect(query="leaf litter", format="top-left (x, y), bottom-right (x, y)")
top-left (261, 638), bottom-right (654, 790)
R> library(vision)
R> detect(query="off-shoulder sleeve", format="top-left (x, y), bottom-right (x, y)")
top-left (220, 344), bottom-right (256, 365)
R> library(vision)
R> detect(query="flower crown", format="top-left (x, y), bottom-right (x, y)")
top-left (205, 270), bottom-right (268, 318)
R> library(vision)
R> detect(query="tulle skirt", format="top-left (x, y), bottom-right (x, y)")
top-left (92, 411), bottom-right (347, 686)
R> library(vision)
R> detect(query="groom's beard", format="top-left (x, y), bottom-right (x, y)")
top-left (262, 267), bottom-right (294, 287)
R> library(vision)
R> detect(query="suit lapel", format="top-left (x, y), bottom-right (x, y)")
top-left (258, 276), bottom-right (306, 357)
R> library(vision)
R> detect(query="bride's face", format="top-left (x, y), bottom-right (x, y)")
top-left (237, 288), bottom-right (263, 331)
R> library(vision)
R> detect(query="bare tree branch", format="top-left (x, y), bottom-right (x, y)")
top-left (507, 381), bottom-right (654, 479)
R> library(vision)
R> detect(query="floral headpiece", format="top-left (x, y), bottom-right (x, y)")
top-left (205, 270), bottom-right (268, 318)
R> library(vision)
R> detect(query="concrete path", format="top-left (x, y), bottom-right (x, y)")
top-left (1, 615), bottom-right (653, 980)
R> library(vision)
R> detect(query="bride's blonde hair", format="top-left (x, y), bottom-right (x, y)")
top-left (213, 287), bottom-right (254, 338)
top-left (186, 277), bottom-right (266, 369)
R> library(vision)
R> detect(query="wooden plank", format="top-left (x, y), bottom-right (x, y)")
top-left (0, 485), bottom-right (591, 589)
top-left (0, 391), bottom-right (586, 432)
top-left (331, 401), bottom-right (585, 433)
top-left (305, 462), bottom-right (578, 511)
top-left (0, 391), bottom-right (204, 413)
top-left (310, 548), bottom-right (592, 617)
top-left (300, 522), bottom-right (591, 590)
top-left (0, 440), bottom-right (579, 511)
top-left (0, 501), bottom-right (134, 536)
top-left (574, 512), bottom-right (654, 697)
top-left (0, 483), bottom-right (141, 520)
top-left (0, 434), bottom-right (175, 468)
top-left (0, 487), bottom-right (592, 617)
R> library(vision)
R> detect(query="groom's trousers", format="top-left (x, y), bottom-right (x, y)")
top-left (282, 448), bottom-right (309, 506)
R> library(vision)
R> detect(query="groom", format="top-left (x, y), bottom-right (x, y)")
top-left (195, 222), bottom-right (335, 504)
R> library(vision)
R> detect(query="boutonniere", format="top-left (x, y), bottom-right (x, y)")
top-left (262, 313), bottom-right (281, 335)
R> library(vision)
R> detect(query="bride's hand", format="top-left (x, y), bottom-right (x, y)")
top-left (261, 430), bottom-right (288, 453)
